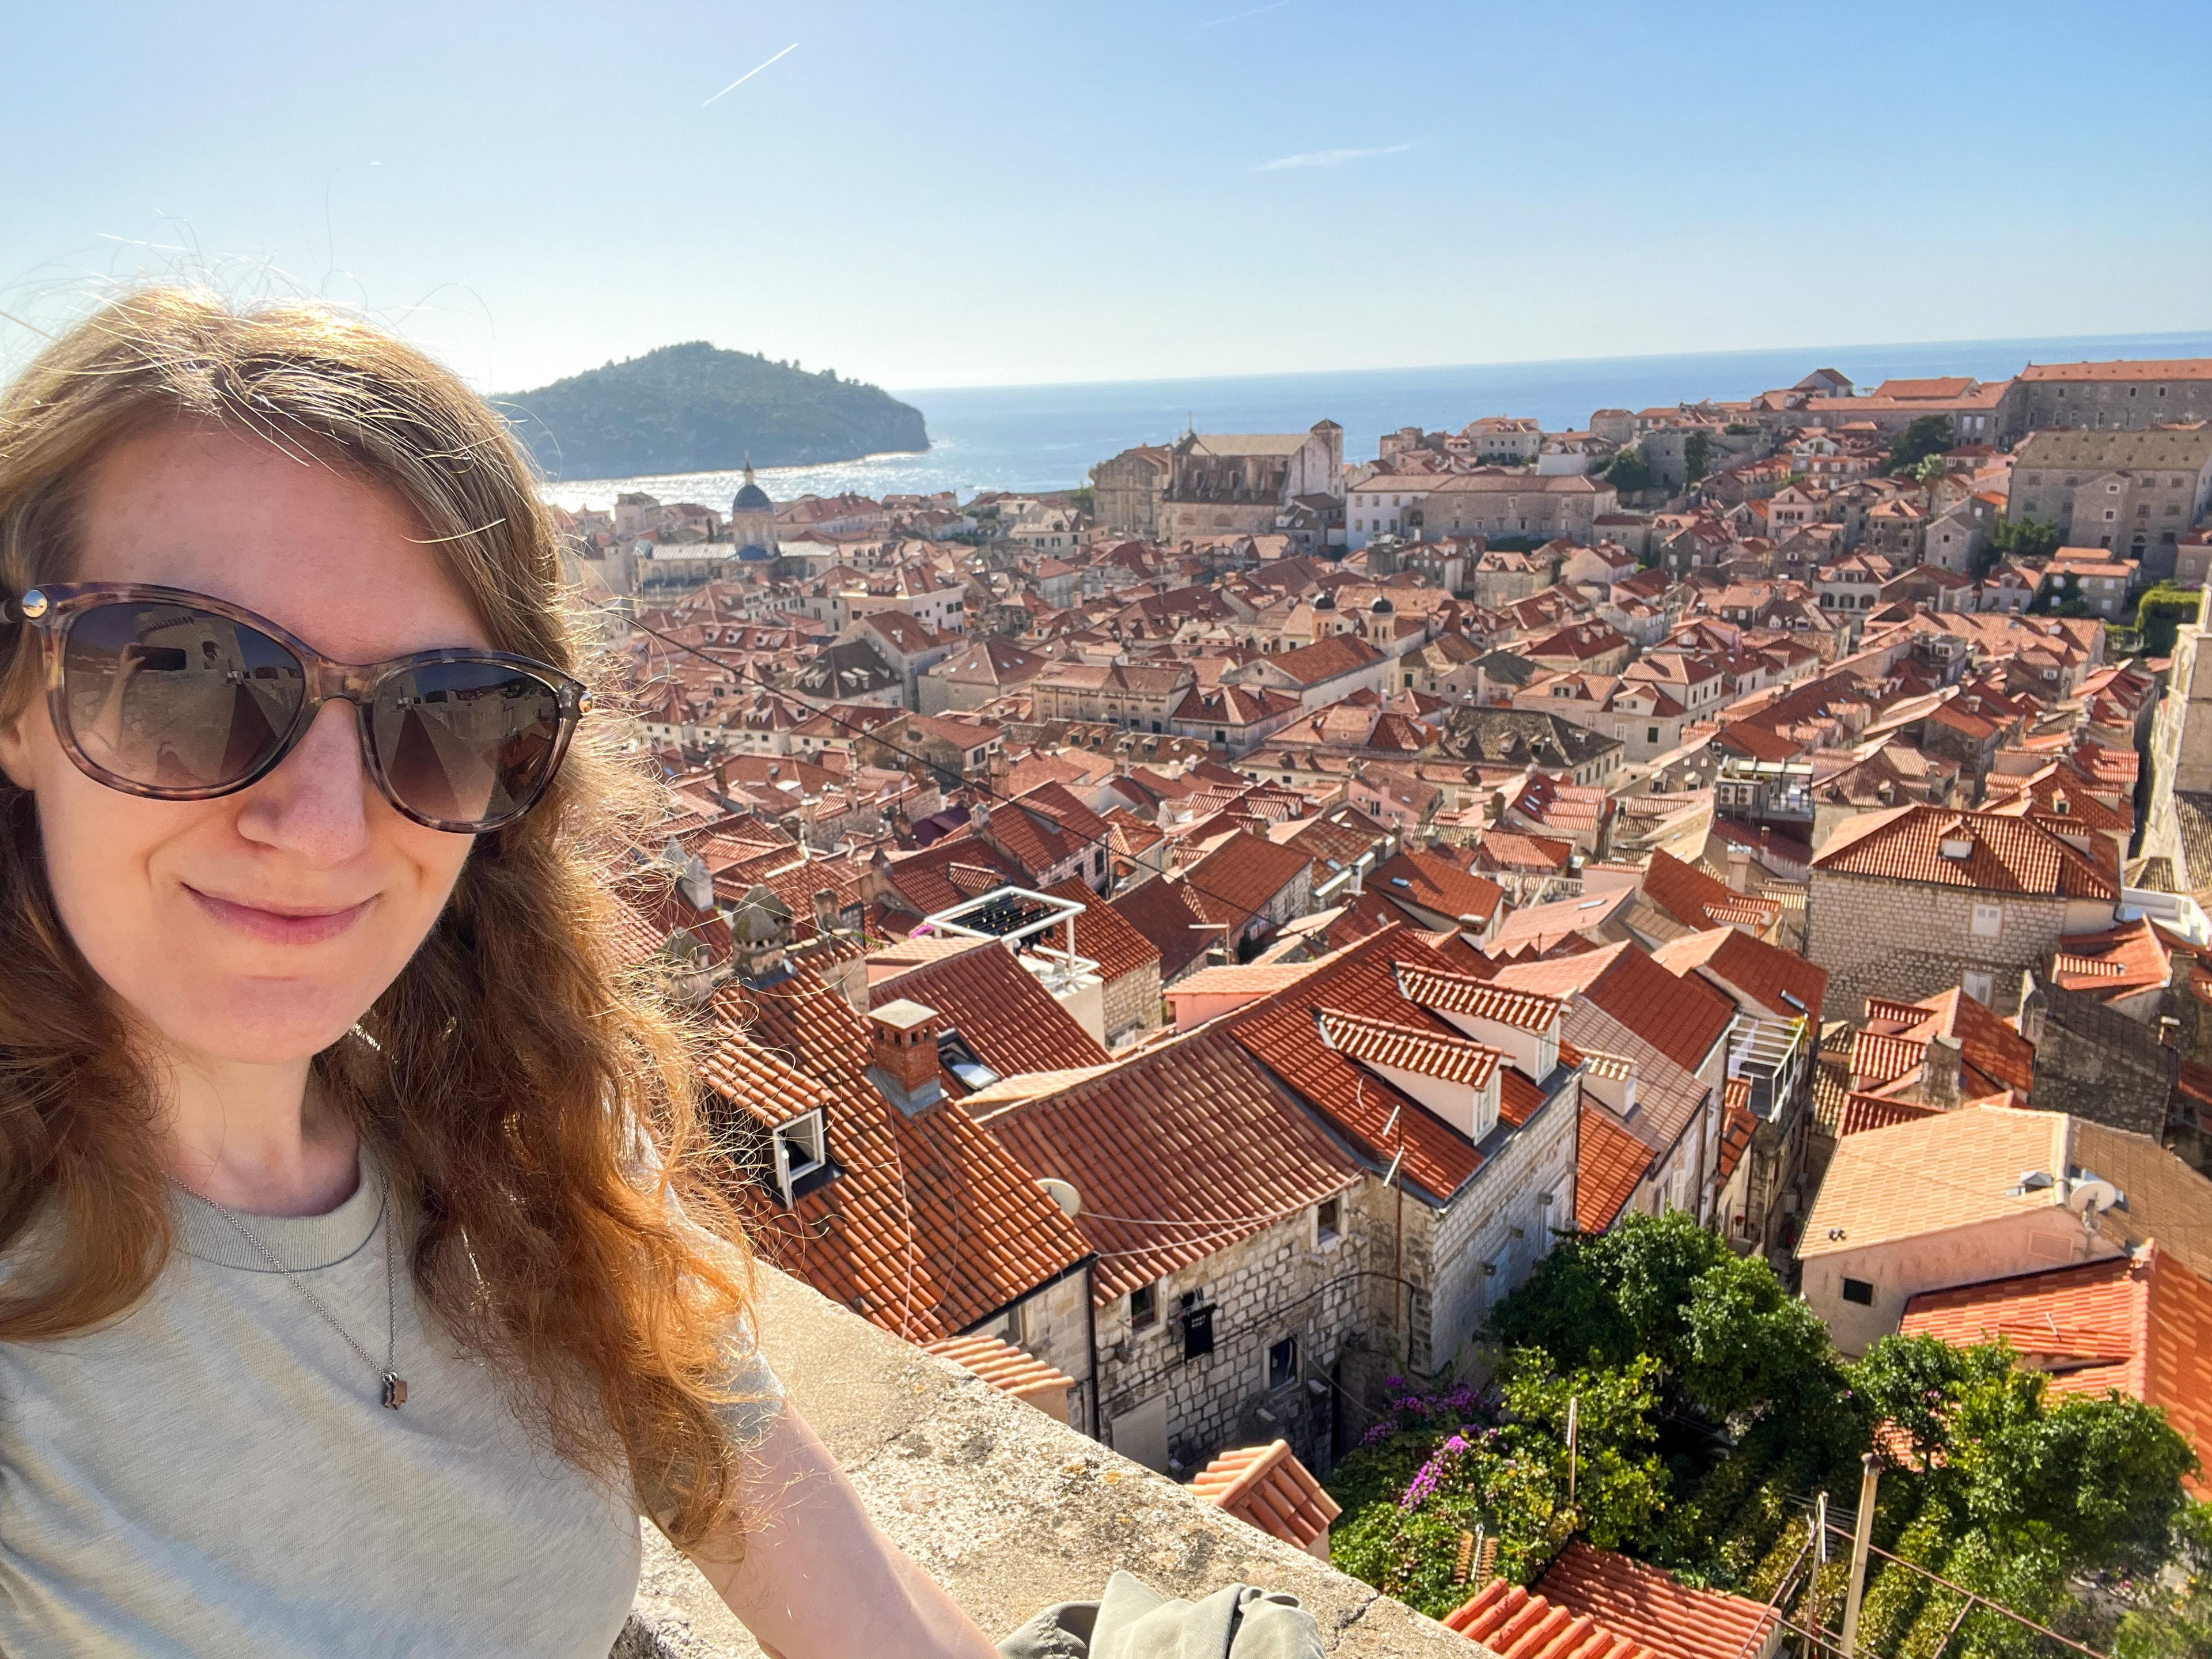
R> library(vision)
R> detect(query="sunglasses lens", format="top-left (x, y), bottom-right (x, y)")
top-left (371, 661), bottom-right (565, 827)
top-left (60, 601), bottom-right (306, 792)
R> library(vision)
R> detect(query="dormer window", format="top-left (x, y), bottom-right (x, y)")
top-left (772, 1109), bottom-right (828, 1204)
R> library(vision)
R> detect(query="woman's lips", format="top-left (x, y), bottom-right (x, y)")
top-left (185, 885), bottom-right (373, 946)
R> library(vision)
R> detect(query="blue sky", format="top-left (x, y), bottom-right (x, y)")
top-left (5, 1), bottom-right (2207, 395)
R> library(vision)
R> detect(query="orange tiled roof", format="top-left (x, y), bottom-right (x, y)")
top-left (1317, 1007), bottom-right (1502, 1088)
top-left (1642, 850), bottom-right (1783, 935)
top-left (1899, 1245), bottom-right (2212, 1494)
top-left (1649, 926), bottom-right (1826, 1021)
top-left (1394, 962), bottom-right (1562, 1032)
top-left (1370, 849), bottom-right (1508, 927)
top-left (981, 1025), bottom-right (1358, 1301)
top-left (710, 975), bottom-right (1091, 1340)
top-left (1190, 1440), bottom-right (1342, 1552)
top-left (923, 1334), bottom-right (1077, 1407)
top-left (1716, 1082), bottom-right (1756, 1184)
top-left (869, 940), bottom-right (1110, 1084)
top-left (1225, 927), bottom-right (1522, 1199)
top-left (1044, 876), bottom-right (1163, 984)
top-left (1492, 942), bottom-right (1736, 1078)
top-left (1578, 1102), bottom-right (1653, 1233)
top-left (1811, 805), bottom-right (2119, 899)
top-left (1838, 1092), bottom-right (1941, 1137)
top-left (1530, 1541), bottom-right (1782, 1659)
top-left (1446, 1578), bottom-right (1655, 1659)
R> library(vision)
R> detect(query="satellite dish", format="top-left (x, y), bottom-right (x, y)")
top-left (2066, 1177), bottom-right (2122, 1217)
top-left (1038, 1177), bottom-right (1082, 1218)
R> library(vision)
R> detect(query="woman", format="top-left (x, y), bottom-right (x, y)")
top-left (0, 291), bottom-right (1001, 1657)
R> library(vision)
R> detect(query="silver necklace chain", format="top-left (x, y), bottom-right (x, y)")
top-left (178, 1173), bottom-right (408, 1411)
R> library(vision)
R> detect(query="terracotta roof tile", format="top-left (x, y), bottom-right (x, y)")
top-left (923, 1334), bottom-right (1077, 1413)
top-left (1811, 805), bottom-right (2119, 898)
top-left (980, 1025), bottom-right (1358, 1302)
top-left (1649, 927), bottom-right (1826, 1021)
top-left (1394, 963), bottom-right (1563, 1032)
top-left (1044, 876), bottom-right (1164, 984)
top-left (1369, 850), bottom-right (1508, 927)
top-left (1446, 1579), bottom-right (1654, 1659)
top-left (1642, 850), bottom-right (1783, 935)
top-left (1493, 942), bottom-right (1736, 1077)
top-left (1317, 1007), bottom-right (1502, 1088)
top-left (1108, 876), bottom-right (1224, 982)
top-left (708, 975), bottom-right (1090, 1340)
top-left (1800, 1105), bottom-right (2069, 1260)
top-left (870, 939), bottom-right (1111, 1084)
top-left (1578, 1103), bottom-right (1653, 1233)
top-left (1190, 1440), bottom-right (1342, 1551)
top-left (1529, 1542), bottom-right (1781, 1659)
top-left (1900, 1245), bottom-right (2212, 1495)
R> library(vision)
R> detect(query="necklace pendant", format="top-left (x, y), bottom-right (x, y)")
top-left (382, 1373), bottom-right (408, 1410)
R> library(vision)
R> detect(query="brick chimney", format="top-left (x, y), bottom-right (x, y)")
top-left (1922, 1032), bottom-right (1965, 1111)
top-left (868, 999), bottom-right (945, 1113)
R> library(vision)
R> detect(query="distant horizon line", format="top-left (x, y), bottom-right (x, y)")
top-left (882, 325), bottom-right (2212, 399)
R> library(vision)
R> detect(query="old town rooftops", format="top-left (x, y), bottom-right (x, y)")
top-left (1810, 804), bottom-right (2120, 899)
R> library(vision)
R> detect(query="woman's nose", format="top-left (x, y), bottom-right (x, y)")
top-left (231, 700), bottom-right (373, 864)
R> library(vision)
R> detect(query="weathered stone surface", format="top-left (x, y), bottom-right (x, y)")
top-left (620, 1269), bottom-right (1474, 1656)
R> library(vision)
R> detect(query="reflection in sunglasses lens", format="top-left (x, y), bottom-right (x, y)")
top-left (62, 603), bottom-right (305, 790)
top-left (373, 662), bottom-right (562, 825)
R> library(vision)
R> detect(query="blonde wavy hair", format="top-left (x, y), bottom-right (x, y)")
top-left (0, 289), bottom-right (755, 1548)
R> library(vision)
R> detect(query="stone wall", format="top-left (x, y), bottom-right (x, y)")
top-left (1806, 870), bottom-right (2071, 1018)
top-left (1093, 1193), bottom-right (1385, 1479)
top-left (1103, 958), bottom-right (1165, 1050)
top-left (2019, 976), bottom-right (2179, 1138)
top-left (619, 1268), bottom-right (1470, 1657)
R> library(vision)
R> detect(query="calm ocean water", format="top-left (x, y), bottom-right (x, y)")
top-left (539, 329), bottom-right (2212, 513)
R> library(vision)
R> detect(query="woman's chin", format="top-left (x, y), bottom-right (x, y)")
top-left (136, 986), bottom-right (374, 1068)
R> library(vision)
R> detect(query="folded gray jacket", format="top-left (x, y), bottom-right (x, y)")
top-left (998, 1571), bottom-right (1324, 1659)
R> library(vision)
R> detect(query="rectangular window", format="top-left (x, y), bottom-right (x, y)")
top-left (1316, 1196), bottom-right (1340, 1245)
top-left (1840, 1277), bottom-right (1874, 1306)
top-left (1180, 1298), bottom-right (1215, 1362)
top-left (1267, 1336), bottom-right (1298, 1391)
top-left (1130, 1283), bottom-right (1158, 1331)
top-left (772, 1109), bottom-right (828, 1203)
top-left (1971, 902), bottom-right (2002, 938)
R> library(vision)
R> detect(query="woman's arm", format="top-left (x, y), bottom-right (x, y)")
top-left (681, 1401), bottom-right (1000, 1659)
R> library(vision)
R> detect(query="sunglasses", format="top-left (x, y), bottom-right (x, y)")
top-left (9, 583), bottom-right (590, 833)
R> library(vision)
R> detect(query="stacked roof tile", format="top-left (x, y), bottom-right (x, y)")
top-left (1317, 1008), bottom-right (1503, 1088)
top-left (1811, 805), bottom-right (2119, 898)
top-left (1189, 1441), bottom-right (1342, 1555)
top-left (869, 940), bottom-right (1111, 1084)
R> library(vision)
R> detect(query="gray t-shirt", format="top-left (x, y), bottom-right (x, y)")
top-left (0, 1152), bottom-right (780, 1656)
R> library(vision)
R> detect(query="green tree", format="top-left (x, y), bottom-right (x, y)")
top-left (1681, 1253), bottom-right (1836, 1422)
top-left (1851, 1334), bottom-right (2014, 1471)
top-left (1683, 430), bottom-right (1713, 484)
top-left (2138, 582), bottom-right (2205, 655)
top-left (1914, 453), bottom-right (1949, 488)
top-left (1886, 415), bottom-right (1954, 475)
top-left (1989, 515), bottom-right (2062, 563)
top-left (2116, 1502), bottom-right (2212, 1659)
top-left (1604, 449), bottom-right (1652, 494)
top-left (1500, 1352), bottom-right (1672, 1552)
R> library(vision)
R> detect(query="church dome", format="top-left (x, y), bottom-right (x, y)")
top-left (1369, 596), bottom-right (1395, 615)
top-left (732, 461), bottom-right (771, 514)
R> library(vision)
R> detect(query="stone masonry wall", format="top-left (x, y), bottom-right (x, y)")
top-left (1094, 1192), bottom-right (1382, 1479)
top-left (1103, 959), bottom-right (1164, 1050)
top-left (1806, 870), bottom-right (2070, 1018)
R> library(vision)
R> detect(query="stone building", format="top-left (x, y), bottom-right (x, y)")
top-left (1345, 471), bottom-right (1617, 551)
top-left (1155, 425), bottom-right (1345, 541)
top-left (1091, 443), bottom-right (1173, 538)
top-left (2006, 426), bottom-right (2212, 575)
top-left (1806, 805), bottom-right (2122, 1018)
top-left (2019, 357), bottom-right (2212, 432)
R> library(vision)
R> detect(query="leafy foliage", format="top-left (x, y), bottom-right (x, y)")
top-left (1990, 515), bottom-right (2063, 563)
top-left (2139, 582), bottom-right (2205, 655)
top-left (1603, 449), bottom-right (1653, 494)
top-left (1683, 430), bottom-right (1713, 484)
top-left (1886, 415), bottom-right (1955, 475)
top-left (2116, 1503), bottom-right (2212, 1659)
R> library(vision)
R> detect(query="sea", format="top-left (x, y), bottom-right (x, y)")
top-left (536, 329), bottom-right (2212, 514)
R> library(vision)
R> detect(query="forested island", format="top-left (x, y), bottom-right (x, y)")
top-left (501, 342), bottom-right (929, 479)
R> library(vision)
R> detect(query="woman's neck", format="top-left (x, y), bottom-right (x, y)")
top-left (157, 1047), bottom-right (363, 1219)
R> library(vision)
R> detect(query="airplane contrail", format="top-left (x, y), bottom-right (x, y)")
top-left (702, 42), bottom-right (799, 107)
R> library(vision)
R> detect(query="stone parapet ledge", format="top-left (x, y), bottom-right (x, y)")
top-left (619, 1268), bottom-right (1473, 1657)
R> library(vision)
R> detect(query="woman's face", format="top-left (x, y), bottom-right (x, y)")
top-left (0, 423), bottom-right (487, 1067)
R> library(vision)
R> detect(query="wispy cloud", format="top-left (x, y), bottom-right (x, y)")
top-left (1252, 142), bottom-right (1413, 172)
top-left (702, 42), bottom-right (798, 107)
top-left (1194, 0), bottom-right (1291, 31)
